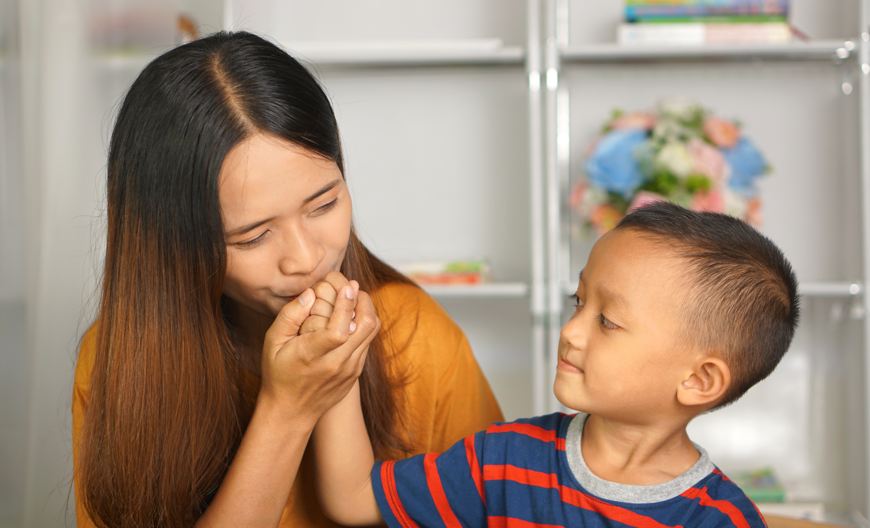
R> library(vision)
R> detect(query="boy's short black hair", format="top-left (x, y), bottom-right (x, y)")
top-left (615, 201), bottom-right (799, 408)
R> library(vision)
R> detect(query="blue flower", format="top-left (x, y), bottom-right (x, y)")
top-left (585, 129), bottom-right (648, 198)
top-left (723, 137), bottom-right (768, 197)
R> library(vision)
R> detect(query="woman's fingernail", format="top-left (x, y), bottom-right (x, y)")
top-left (299, 290), bottom-right (314, 307)
top-left (346, 286), bottom-right (355, 300)
top-left (349, 321), bottom-right (357, 334)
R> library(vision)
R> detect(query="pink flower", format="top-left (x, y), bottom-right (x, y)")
top-left (745, 197), bottom-right (763, 227)
top-left (691, 190), bottom-right (725, 214)
top-left (611, 112), bottom-right (656, 131)
top-left (590, 204), bottom-right (624, 235)
top-left (628, 191), bottom-right (667, 213)
top-left (688, 137), bottom-right (728, 183)
top-left (703, 116), bottom-right (740, 148)
top-left (570, 182), bottom-right (586, 211)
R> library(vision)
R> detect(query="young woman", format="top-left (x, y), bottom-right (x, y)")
top-left (72, 31), bottom-right (503, 528)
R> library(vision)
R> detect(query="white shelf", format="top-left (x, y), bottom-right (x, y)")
top-left (561, 281), bottom-right (863, 298)
top-left (422, 282), bottom-right (529, 298)
top-left (280, 39), bottom-right (525, 68)
top-left (560, 40), bottom-right (855, 64)
top-left (93, 54), bottom-right (157, 72)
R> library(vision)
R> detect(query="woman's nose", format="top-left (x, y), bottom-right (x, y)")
top-left (278, 224), bottom-right (323, 276)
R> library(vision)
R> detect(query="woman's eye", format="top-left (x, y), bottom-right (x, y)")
top-left (235, 231), bottom-right (268, 249)
top-left (600, 314), bottom-right (619, 330)
top-left (571, 294), bottom-right (584, 309)
top-left (315, 199), bottom-right (339, 214)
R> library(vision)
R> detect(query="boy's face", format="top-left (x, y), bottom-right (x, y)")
top-left (555, 228), bottom-right (698, 423)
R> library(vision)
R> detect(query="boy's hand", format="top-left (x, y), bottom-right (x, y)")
top-left (300, 271), bottom-right (355, 335)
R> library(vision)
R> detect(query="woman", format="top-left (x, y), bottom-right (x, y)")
top-left (72, 31), bottom-right (503, 528)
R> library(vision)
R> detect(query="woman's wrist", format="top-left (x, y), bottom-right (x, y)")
top-left (254, 388), bottom-right (321, 434)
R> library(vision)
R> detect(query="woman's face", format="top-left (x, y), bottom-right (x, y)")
top-left (219, 133), bottom-right (352, 318)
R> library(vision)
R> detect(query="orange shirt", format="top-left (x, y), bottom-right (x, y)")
top-left (72, 282), bottom-right (503, 527)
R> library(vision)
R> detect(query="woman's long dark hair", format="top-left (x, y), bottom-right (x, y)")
top-left (78, 31), bottom-right (414, 527)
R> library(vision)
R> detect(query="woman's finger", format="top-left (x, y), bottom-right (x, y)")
top-left (300, 315), bottom-right (330, 335)
top-left (263, 289), bottom-right (315, 352)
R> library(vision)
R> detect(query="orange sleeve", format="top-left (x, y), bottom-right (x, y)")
top-left (373, 283), bottom-right (503, 456)
top-left (72, 326), bottom-right (99, 528)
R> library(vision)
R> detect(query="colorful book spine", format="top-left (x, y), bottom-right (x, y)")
top-left (625, 0), bottom-right (789, 23)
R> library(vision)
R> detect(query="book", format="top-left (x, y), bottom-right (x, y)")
top-left (395, 260), bottom-right (491, 286)
top-left (625, 0), bottom-right (790, 23)
top-left (618, 22), bottom-right (792, 45)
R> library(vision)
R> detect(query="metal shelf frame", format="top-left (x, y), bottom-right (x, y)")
top-left (537, 0), bottom-right (870, 518)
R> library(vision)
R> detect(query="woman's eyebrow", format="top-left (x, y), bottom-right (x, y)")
top-left (302, 180), bottom-right (341, 205)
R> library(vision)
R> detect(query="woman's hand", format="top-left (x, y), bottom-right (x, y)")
top-left (259, 275), bottom-right (380, 427)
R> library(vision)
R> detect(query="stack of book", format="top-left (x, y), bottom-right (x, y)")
top-left (395, 260), bottom-right (490, 286)
top-left (618, 0), bottom-right (792, 46)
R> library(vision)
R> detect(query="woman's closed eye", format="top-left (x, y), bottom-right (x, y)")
top-left (235, 231), bottom-right (269, 249)
top-left (315, 198), bottom-right (339, 215)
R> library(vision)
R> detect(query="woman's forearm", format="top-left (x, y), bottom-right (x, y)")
top-left (195, 394), bottom-right (316, 528)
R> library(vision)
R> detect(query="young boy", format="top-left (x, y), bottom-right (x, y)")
top-left (310, 201), bottom-right (799, 528)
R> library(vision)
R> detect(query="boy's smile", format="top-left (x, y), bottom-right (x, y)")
top-left (555, 228), bottom-right (699, 424)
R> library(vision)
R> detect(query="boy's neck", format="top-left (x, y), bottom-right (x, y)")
top-left (580, 413), bottom-right (700, 486)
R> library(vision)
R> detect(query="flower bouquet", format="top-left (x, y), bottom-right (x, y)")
top-left (571, 98), bottom-right (770, 236)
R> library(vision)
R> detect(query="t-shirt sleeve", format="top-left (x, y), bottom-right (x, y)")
top-left (72, 325), bottom-right (99, 528)
top-left (372, 431), bottom-right (487, 528)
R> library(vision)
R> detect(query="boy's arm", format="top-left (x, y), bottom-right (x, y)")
top-left (312, 379), bottom-right (384, 526)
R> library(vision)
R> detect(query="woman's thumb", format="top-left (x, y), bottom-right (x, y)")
top-left (265, 289), bottom-right (315, 349)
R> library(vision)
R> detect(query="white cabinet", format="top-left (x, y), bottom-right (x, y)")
top-left (539, 0), bottom-right (868, 521)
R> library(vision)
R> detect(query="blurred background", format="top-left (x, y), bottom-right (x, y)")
top-left (0, 0), bottom-right (868, 526)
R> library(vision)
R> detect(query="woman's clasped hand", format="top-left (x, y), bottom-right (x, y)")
top-left (259, 272), bottom-right (380, 421)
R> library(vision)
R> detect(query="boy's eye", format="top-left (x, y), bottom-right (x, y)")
top-left (599, 314), bottom-right (619, 330)
top-left (571, 294), bottom-right (584, 309)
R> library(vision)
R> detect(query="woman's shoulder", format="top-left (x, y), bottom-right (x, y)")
top-left (74, 323), bottom-right (99, 393)
top-left (371, 281), bottom-right (461, 337)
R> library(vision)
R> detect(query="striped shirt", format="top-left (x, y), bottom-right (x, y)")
top-left (372, 413), bottom-right (767, 528)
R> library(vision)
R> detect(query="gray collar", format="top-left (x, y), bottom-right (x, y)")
top-left (564, 413), bottom-right (714, 504)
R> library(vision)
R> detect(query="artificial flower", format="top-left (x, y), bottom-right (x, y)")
top-left (723, 137), bottom-right (768, 196)
top-left (704, 116), bottom-right (741, 148)
top-left (656, 141), bottom-right (694, 178)
top-left (688, 137), bottom-right (728, 184)
top-left (691, 189), bottom-right (725, 214)
top-left (585, 129), bottom-right (647, 198)
top-left (611, 112), bottom-right (656, 131)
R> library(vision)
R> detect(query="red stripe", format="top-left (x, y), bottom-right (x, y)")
top-left (381, 461), bottom-right (421, 528)
top-left (487, 423), bottom-right (566, 450)
top-left (464, 436), bottom-right (486, 505)
top-left (487, 516), bottom-right (564, 528)
top-left (424, 453), bottom-right (463, 528)
top-left (484, 465), bottom-right (681, 528)
top-left (712, 468), bottom-right (732, 482)
top-left (682, 487), bottom-right (750, 528)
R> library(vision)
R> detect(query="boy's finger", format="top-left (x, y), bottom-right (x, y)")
top-left (264, 289), bottom-right (315, 350)
top-left (312, 281), bottom-right (340, 308)
top-left (300, 315), bottom-right (330, 335)
top-left (309, 298), bottom-right (336, 320)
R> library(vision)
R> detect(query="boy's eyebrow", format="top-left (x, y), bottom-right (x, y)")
top-left (226, 180), bottom-right (341, 237)
top-left (578, 270), bottom-right (631, 311)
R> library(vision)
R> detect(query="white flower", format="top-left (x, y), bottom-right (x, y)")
top-left (658, 96), bottom-right (701, 122)
top-left (656, 142), bottom-right (694, 178)
top-left (723, 188), bottom-right (748, 219)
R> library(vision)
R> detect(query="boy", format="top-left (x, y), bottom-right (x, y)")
top-left (311, 201), bottom-right (798, 528)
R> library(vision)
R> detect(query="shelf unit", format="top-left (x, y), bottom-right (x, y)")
top-left (536, 0), bottom-right (870, 521)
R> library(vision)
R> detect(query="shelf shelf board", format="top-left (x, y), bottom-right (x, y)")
top-left (280, 39), bottom-right (525, 68)
top-left (561, 281), bottom-right (862, 298)
top-left (422, 282), bottom-right (529, 298)
top-left (560, 40), bottom-right (854, 64)
top-left (799, 281), bottom-right (862, 297)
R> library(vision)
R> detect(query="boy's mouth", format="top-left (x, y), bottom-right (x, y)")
top-left (557, 358), bottom-right (583, 374)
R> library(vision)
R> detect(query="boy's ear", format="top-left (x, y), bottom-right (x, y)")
top-left (676, 355), bottom-right (730, 408)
